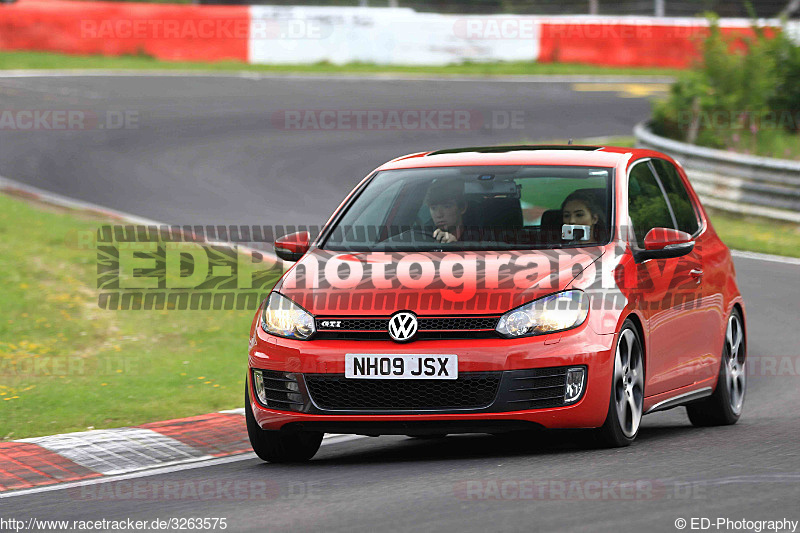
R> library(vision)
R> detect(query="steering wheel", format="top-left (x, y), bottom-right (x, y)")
top-left (380, 227), bottom-right (441, 244)
top-left (404, 227), bottom-right (439, 242)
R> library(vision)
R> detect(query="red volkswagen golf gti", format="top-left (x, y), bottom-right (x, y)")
top-left (246, 145), bottom-right (747, 462)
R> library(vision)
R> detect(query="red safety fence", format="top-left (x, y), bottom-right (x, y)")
top-left (0, 2), bottom-right (783, 68)
top-left (0, 0), bottom-right (249, 62)
top-left (538, 20), bottom-right (775, 68)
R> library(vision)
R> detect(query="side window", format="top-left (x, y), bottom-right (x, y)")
top-left (651, 159), bottom-right (701, 236)
top-left (627, 161), bottom-right (674, 246)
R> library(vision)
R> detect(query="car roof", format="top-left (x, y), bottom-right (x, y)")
top-left (377, 145), bottom-right (642, 171)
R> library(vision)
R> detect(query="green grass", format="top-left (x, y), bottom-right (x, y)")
top-left (707, 208), bottom-right (800, 257)
top-left (522, 135), bottom-right (636, 147)
top-left (708, 129), bottom-right (800, 161)
top-left (0, 193), bottom-right (281, 440)
top-left (0, 50), bottom-right (683, 77)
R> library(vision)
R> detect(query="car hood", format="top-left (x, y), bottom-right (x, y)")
top-left (275, 247), bottom-right (605, 316)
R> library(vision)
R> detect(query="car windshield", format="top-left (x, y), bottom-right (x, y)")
top-left (322, 165), bottom-right (613, 252)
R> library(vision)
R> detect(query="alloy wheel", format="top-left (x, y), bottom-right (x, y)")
top-left (614, 328), bottom-right (644, 438)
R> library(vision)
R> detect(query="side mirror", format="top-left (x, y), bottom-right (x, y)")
top-left (274, 231), bottom-right (310, 262)
top-left (634, 227), bottom-right (694, 262)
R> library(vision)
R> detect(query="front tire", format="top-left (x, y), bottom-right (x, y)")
top-left (686, 309), bottom-right (745, 426)
top-left (596, 319), bottom-right (644, 447)
top-left (245, 382), bottom-right (323, 463)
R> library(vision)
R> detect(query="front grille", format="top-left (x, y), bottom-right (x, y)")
top-left (504, 367), bottom-right (571, 409)
top-left (314, 315), bottom-right (500, 341)
top-left (304, 372), bottom-right (501, 411)
top-left (420, 317), bottom-right (498, 330)
top-left (318, 318), bottom-right (389, 331)
top-left (314, 330), bottom-right (500, 340)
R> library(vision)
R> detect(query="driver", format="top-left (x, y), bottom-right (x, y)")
top-left (424, 179), bottom-right (468, 243)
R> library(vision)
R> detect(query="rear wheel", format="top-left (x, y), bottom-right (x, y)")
top-left (245, 381), bottom-right (323, 463)
top-left (596, 320), bottom-right (644, 447)
top-left (686, 309), bottom-right (745, 426)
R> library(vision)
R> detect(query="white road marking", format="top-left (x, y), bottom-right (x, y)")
top-left (731, 249), bottom-right (800, 266)
top-left (218, 408), bottom-right (246, 415)
top-left (0, 175), bottom-right (160, 226)
top-left (0, 69), bottom-right (676, 84)
top-left (0, 434), bottom-right (365, 499)
top-left (0, 174), bottom-right (279, 261)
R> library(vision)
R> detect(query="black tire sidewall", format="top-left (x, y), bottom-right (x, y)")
top-left (600, 319), bottom-right (643, 446)
top-left (712, 309), bottom-right (745, 422)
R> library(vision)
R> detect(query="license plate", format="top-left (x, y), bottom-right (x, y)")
top-left (345, 354), bottom-right (458, 380)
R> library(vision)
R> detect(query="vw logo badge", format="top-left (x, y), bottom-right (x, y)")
top-left (388, 311), bottom-right (418, 343)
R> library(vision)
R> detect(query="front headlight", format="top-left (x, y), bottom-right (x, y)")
top-left (261, 292), bottom-right (316, 340)
top-left (496, 290), bottom-right (589, 338)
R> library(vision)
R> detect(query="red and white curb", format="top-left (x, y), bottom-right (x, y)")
top-left (0, 409), bottom-right (353, 497)
top-left (0, 411), bottom-right (249, 493)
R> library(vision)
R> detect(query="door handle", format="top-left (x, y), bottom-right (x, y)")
top-left (689, 269), bottom-right (704, 281)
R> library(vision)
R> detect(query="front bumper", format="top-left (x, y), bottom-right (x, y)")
top-left (248, 321), bottom-right (615, 432)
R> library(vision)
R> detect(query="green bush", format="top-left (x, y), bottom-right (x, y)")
top-left (651, 14), bottom-right (800, 155)
top-left (767, 29), bottom-right (800, 132)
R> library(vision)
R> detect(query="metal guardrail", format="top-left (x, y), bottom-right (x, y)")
top-left (634, 121), bottom-right (800, 223)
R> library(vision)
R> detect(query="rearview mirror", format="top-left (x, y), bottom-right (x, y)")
top-left (634, 228), bottom-right (694, 262)
top-left (274, 231), bottom-right (310, 262)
